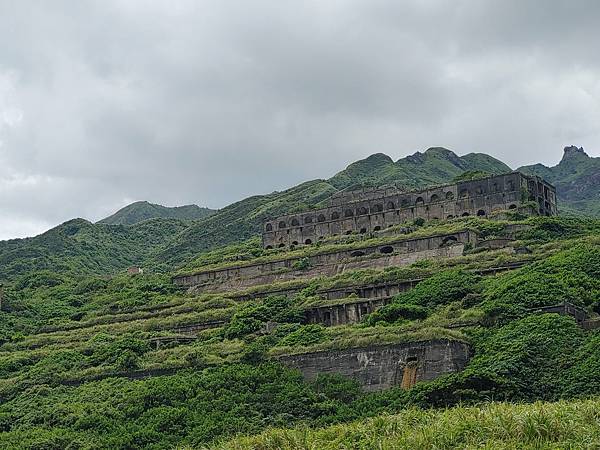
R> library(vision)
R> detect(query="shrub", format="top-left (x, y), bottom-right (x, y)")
top-left (277, 325), bottom-right (326, 347)
top-left (364, 304), bottom-right (428, 326)
top-left (222, 296), bottom-right (304, 339)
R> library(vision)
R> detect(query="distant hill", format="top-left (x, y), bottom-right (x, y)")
top-left (328, 147), bottom-right (511, 190)
top-left (152, 148), bottom-right (512, 267)
top-left (98, 201), bottom-right (215, 225)
top-left (519, 146), bottom-right (600, 216)
top-left (2, 146), bottom-right (598, 280)
top-left (0, 217), bottom-right (191, 281)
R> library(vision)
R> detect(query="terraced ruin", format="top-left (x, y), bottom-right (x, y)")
top-left (3, 172), bottom-right (600, 449)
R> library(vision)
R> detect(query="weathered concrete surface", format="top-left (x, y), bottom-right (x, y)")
top-left (196, 245), bottom-right (464, 294)
top-left (278, 339), bottom-right (471, 392)
top-left (263, 172), bottom-right (557, 249)
top-left (229, 260), bottom-right (528, 304)
top-left (305, 298), bottom-right (390, 326)
top-left (174, 231), bottom-right (476, 292)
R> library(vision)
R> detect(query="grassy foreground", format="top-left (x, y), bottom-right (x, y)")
top-left (213, 399), bottom-right (600, 449)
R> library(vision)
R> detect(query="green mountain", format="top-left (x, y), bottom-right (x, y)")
top-left (1, 146), bottom-right (597, 282)
top-left (1, 215), bottom-right (600, 448)
top-left (0, 218), bottom-right (191, 282)
top-left (518, 146), bottom-right (600, 216)
top-left (328, 147), bottom-right (511, 190)
top-left (98, 201), bottom-right (215, 225)
top-left (1, 144), bottom-right (600, 448)
top-left (155, 148), bottom-right (512, 268)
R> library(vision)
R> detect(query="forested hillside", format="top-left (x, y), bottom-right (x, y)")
top-left (0, 218), bottom-right (190, 282)
top-left (1, 215), bottom-right (600, 448)
top-left (1, 147), bottom-right (597, 282)
top-left (519, 146), bottom-right (600, 217)
top-left (98, 201), bottom-right (215, 225)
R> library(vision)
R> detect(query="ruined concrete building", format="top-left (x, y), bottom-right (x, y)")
top-left (173, 230), bottom-right (476, 292)
top-left (279, 339), bottom-right (471, 392)
top-left (262, 172), bottom-right (557, 249)
top-left (167, 172), bottom-right (558, 392)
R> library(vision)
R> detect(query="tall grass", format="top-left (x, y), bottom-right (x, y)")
top-left (214, 399), bottom-right (600, 449)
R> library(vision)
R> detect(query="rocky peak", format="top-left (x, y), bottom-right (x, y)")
top-left (561, 145), bottom-right (589, 163)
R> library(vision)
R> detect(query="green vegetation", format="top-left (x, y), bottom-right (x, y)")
top-left (0, 218), bottom-right (190, 281)
top-left (328, 148), bottom-right (510, 190)
top-left (452, 169), bottom-right (490, 182)
top-left (519, 146), bottom-right (600, 216)
top-left (98, 201), bottom-right (215, 225)
top-left (3, 147), bottom-right (598, 283)
top-left (1, 174), bottom-right (600, 449)
top-left (216, 398), bottom-right (600, 449)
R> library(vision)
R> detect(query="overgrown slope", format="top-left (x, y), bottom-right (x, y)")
top-left (98, 201), bottom-right (215, 225)
top-left (0, 218), bottom-right (190, 282)
top-left (1, 217), bottom-right (600, 449)
top-left (519, 146), bottom-right (600, 216)
top-left (216, 399), bottom-right (600, 449)
top-left (2, 146), bottom-right (598, 281)
top-left (328, 147), bottom-right (511, 190)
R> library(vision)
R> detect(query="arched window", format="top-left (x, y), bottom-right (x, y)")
top-left (317, 214), bottom-right (326, 222)
top-left (345, 230), bottom-right (353, 235)
top-left (278, 243), bottom-right (286, 248)
top-left (350, 250), bottom-right (365, 257)
top-left (477, 209), bottom-right (486, 216)
top-left (446, 191), bottom-right (454, 200)
top-left (380, 246), bottom-right (394, 254)
top-left (386, 201), bottom-right (395, 210)
top-left (459, 189), bottom-right (469, 198)
top-left (344, 209), bottom-right (354, 218)
top-left (508, 204), bottom-right (517, 210)
top-left (331, 211), bottom-right (340, 220)
top-left (304, 216), bottom-right (313, 224)
top-left (430, 194), bottom-right (439, 203)
top-left (373, 225), bottom-right (381, 231)
top-left (373, 204), bottom-right (383, 212)
top-left (265, 223), bottom-right (273, 232)
top-left (415, 197), bottom-right (424, 205)
top-left (265, 245), bottom-right (273, 250)
top-left (446, 214), bottom-right (454, 219)
top-left (304, 238), bottom-right (312, 245)
top-left (359, 227), bottom-right (367, 234)
top-left (278, 221), bottom-right (287, 229)
top-left (461, 212), bottom-right (470, 217)
top-left (291, 218), bottom-right (300, 226)
top-left (358, 206), bottom-right (368, 215)
top-left (291, 241), bottom-right (299, 246)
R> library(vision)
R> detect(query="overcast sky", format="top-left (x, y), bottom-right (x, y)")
top-left (1, 0), bottom-right (599, 240)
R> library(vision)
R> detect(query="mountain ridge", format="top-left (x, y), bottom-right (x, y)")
top-left (518, 146), bottom-right (600, 217)
top-left (98, 201), bottom-right (216, 226)
top-left (1, 146), bottom-right (597, 280)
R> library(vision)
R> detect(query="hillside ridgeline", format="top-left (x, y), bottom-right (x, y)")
top-left (1, 146), bottom-right (597, 281)
top-left (98, 201), bottom-right (215, 225)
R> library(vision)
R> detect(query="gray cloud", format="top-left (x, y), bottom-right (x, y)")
top-left (1, 0), bottom-right (599, 239)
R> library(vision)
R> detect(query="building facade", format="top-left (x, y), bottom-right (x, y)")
top-left (262, 172), bottom-right (557, 249)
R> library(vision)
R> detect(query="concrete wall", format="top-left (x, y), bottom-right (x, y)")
top-left (228, 261), bottom-right (526, 306)
top-left (174, 231), bottom-right (476, 292)
top-left (263, 172), bottom-right (557, 249)
top-left (278, 339), bottom-right (471, 392)
top-left (305, 298), bottom-right (390, 326)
